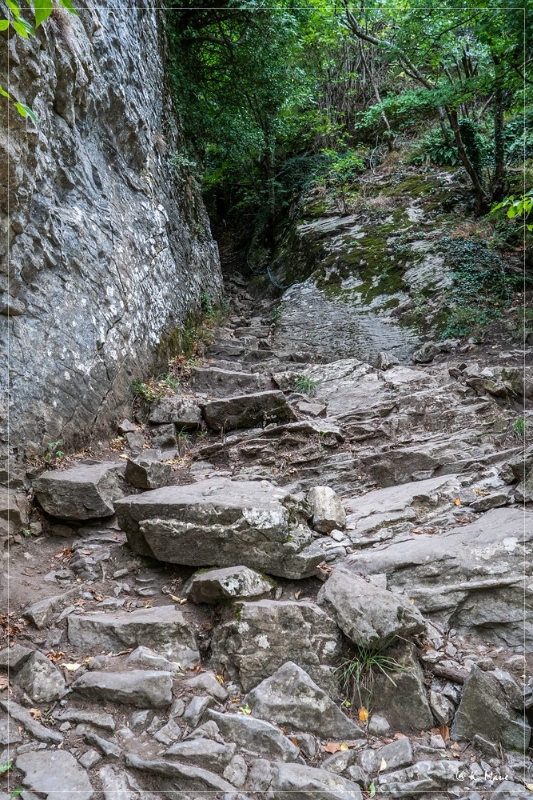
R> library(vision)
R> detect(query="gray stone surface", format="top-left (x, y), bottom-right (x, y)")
top-left (72, 669), bottom-right (173, 708)
top-left (211, 600), bottom-right (341, 692)
top-left (126, 646), bottom-right (177, 672)
top-left (53, 708), bottom-right (115, 731)
top-left (267, 761), bottom-right (364, 800)
top-left (244, 661), bottom-right (363, 739)
top-left (183, 695), bottom-right (214, 728)
top-left (0, 699), bottom-right (63, 743)
top-left (0, 2), bottom-right (221, 462)
top-left (166, 737), bottom-right (236, 772)
top-left (207, 710), bottom-right (301, 762)
top-left (67, 605), bottom-right (199, 667)
top-left (203, 391), bottom-right (296, 432)
top-left (0, 711), bottom-right (22, 745)
top-left (115, 479), bottom-right (323, 579)
top-left (369, 642), bottom-right (434, 733)
top-left (99, 765), bottom-right (145, 800)
top-left (317, 566), bottom-right (425, 647)
top-left (149, 395), bottom-right (202, 427)
top-left (125, 451), bottom-right (172, 490)
top-left (347, 507), bottom-right (533, 648)
top-left (307, 486), bottom-right (346, 533)
top-left (24, 588), bottom-right (80, 629)
top-left (14, 651), bottom-right (66, 703)
top-left (185, 670), bottom-right (229, 702)
top-left (125, 754), bottom-right (236, 793)
top-left (33, 463), bottom-right (124, 520)
top-left (190, 367), bottom-right (273, 397)
top-left (376, 759), bottom-right (463, 797)
top-left (184, 565), bottom-right (273, 604)
top-left (451, 665), bottom-right (531, 752)
top-left (16, 750), bottom-right (94, 799)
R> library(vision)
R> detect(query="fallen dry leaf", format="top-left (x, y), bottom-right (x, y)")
top-left (0, 675), bottom-right (8, 691)
top-left (379, 757), bottom-right (387, 772)
top-left (440, 725), bottom-right (450, 741)
top-left (294, 590), bottom-right (302, 600)
top-left (324, 742), bottom-right (344, 754)
top-left (454, 498), bottom-right (461, 506)
top-left (29, 708), bottom-right (41, 720)
top-left (46, 651), bottom-right (64, 663)
top-left (394, 732), bottom-right (407, 739)
top-left (290, 737), bottom-right (301, 749)
top-left (358, 707), bottom-right (369, 723)
top-left (61, 662), bottom-right (82, 672)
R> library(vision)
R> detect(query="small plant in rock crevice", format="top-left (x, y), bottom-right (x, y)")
top-left (513, 417), bottom-right (527, 441)
top-left (44, 441), bottom-right (64, 465)
top-left (335, 638), bottom-right (408, 711)
top-left (295, 375), bottom-right (318, 396)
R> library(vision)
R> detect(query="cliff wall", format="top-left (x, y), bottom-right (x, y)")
top-left (0, 0), bottom-right (222, 468)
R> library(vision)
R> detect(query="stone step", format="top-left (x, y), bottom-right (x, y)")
top-left (203, 390), bottom-right (296, 432)
top-left (115, 478), bottom-right (324, 579)
top-left (189, 366), bottom-right (274, 397)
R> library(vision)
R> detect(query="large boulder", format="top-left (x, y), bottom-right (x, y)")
top-left (67, 605), bottom-right (199, 667)
top-left (211, 600), bottom-right (341, 692)
top-left (451, 665), bottom-right (530, 752)
top-left (347, 507), bottom-right (533, 649)
top-left (244, 661), bottom-right (363, 739)
top-left (115, 478), bottom-right (324, 579)
top-left (184, 566), bottom-right (273, 604)
top-left (317, 567), bottom-right (425, 647)
top-left (203, 390), bottom-right (296, 432)
top-left (33, 462), bottom-right (124, 520)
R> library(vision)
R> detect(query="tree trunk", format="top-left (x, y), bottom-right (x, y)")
top-left (491, 53), bottom-right (507, 201)
top-left (447, 107), bottom-right (490, 212)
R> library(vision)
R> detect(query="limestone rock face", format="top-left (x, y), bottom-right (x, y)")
top-left (115, 478), bottom-right (323, 579)
top-left (0, 3), bottom-right (222, 463)
top-left (211, 600), bottom-right (342, 692)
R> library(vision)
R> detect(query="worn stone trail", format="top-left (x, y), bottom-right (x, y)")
top-left (1, 271), bottom-right (532, 800)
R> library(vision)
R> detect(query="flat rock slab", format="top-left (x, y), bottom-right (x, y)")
top-left (190, 366), bottom-right (273, 397)
top-left (125, 451), bottom-right (172, 490)
top-left (24, 587), bottom-right (80, 629)
top-left (347, 507), bottom-right (533, 648)
top-left (269, 761), bottom-right (363, 800)
top-left (33, 462), bottom-right (124, 520)
top-left (203, 390), bottom-right (296, 432)
top-left (317, 567), bottom-right (425, 647)
top-left (72, 669), bottom-right (172, 708)
top-left (212, 600), bottom-right (341, 692)
top-left (184, 565), bottom-right (273, 604)
top-left (67, 605), bottom-right (199, 667)
top-left (207, 709), bottom-right (301, 762)
top-left (125, 754), bottom-right (236, 793)
top-left (0, 698), bottom-right (63, 743)
top-left (245, 661), bottom-right (363, 740)
top-left (16, 750), bottom-right (94, 799)
top-left (115, 479), bottom-right (323, 579)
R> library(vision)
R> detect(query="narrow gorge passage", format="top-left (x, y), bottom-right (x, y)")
top-left (1, 1), bottom-right (532, 798)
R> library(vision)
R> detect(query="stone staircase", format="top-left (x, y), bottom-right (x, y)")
top-left (1, 272), bottom-right (532, 799)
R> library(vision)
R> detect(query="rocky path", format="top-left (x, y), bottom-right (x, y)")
top-left (1, 272), bottom-right (532, 799)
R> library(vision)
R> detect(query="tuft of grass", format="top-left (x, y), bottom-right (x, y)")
top-left (295, 375), bottom-right (318, 396)
top-left (513, 417), bottom-right (527, 440)
top-left (130, 380), bottom-right (164, 403)
top-left (335, 638), bottom-right (407, 709)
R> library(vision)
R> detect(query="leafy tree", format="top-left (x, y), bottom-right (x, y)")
top-left (1, 0), bottom-right (76, 119)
